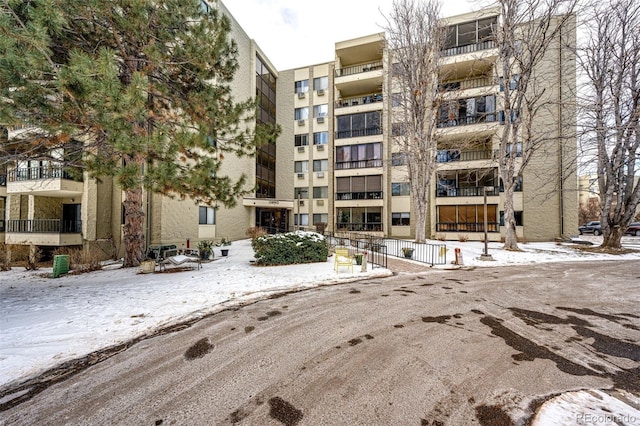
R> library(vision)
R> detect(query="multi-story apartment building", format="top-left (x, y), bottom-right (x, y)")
top-left (1, 3), bottom-right (577, 259)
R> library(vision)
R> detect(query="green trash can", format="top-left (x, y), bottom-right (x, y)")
top-left (52, 255), bottom-right (70, 278)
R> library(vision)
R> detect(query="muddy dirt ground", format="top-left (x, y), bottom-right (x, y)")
top-left (1, 260), bottom-right (639, 425)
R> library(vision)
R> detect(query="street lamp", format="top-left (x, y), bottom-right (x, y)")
top-left (480, 186), bottom-right (495, 261)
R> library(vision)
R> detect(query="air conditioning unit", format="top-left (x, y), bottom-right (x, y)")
top-left (316, 172), bottom-right (325, 178)
top-left (297, 146), bottom-right (305, 153)
top-left (297, 119), bottom-right (305, 126)
top-left (299, 200), bottom-right (305, 206)
top-left (316, 116), bottom-right (325, 124)
top-left (297, 173), bottom-right (304, 179)
top-left (298, 92), bottom-right (306, 99)
top-left (316, 199), bottom-right (325, 206)
top-left (317, 89), bottom-right (325, 96)
top-left (316, 145), bottom-right (325, 151)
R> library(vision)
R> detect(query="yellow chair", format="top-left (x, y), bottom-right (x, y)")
top-left (334, 248), bottom-right (354, 273)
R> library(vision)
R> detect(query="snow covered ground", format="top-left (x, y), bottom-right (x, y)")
top-left (1, 236), bottom-right (638, 421)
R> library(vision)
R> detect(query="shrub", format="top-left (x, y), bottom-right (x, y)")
top-left (457, 234), bottom-right (469, 242)
top-left (245, 226), bottom-right (267, 239)
top-left (7, 244), bottom-right (40, 270)
top-left (53, 245), bottom-right (103, 273)
top-left (435, 233), bottom-right (446, 241)
top-left (251, 231), bottom-right (328, 266)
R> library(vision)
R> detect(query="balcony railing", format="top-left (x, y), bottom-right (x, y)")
top-left (436, 222), bottom-right (499, 232)
top-left (439, 76), bottom-right (494, 92)
top-left (336, 93), bottom-right (383, 108)
top-left (436, 186), bottom-right (500, 197)
top-left (335, 126), bottom-right (383, 139)
top-left (443, 40), bottom-right (496, 57)
top-left (8, 166), bottom-right (81, 182)
top-left (336, 191), bottom-right (383, 201)
top-left (436, 149), bottom-right (494, 163)
top-left (335, 159), bottom-right (383, 170)
top-left (335, 222), bottom-right (383, 232)
top-left (7, 219), bottom-right (82, 233)
top-left (335, 61), bottom-right (383, 77)
top-left (0, 174), bottom-right (6, 186)
top-left (438, 113), bottom-right (498, 128)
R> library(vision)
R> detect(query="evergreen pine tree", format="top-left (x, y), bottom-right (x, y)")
top-left (0, 0), bottom-right (279, 266)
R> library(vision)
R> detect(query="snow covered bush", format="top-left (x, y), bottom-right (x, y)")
top-left (251, 231), bottom-right (328, 266)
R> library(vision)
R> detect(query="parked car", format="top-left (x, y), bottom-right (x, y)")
top-left (624, 222), bottom-right (640, 236)
top-left (579, 221), bottom-right (602, 235)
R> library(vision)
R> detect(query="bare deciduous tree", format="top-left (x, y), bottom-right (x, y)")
top-left (495, 0), bottom-right (578, 250)
top-left (383, 0), bottom-right (445, 243)
top-left (578, 0), bottom-right (640, 249)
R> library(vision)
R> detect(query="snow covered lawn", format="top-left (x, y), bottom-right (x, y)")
top-left (1, 237), bottom-right (638, 389)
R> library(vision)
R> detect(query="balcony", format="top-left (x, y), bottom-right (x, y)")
top-left (335, 126), bottom-right (382, 140)
top-left (442, 40), bottom-right (496, 58)
top-left (436, 186), bottom-right (500, 197)
top-left (5, 219), bottom-right (83, 246)
top-left (335, 159), bottom-right (383, 170)
top-left (439, 76), bottom-right (494, 92)
top-left (436, 149), bottom-right (495, 163)
top-left (438, 113), bottom-right (497, 129)
top-left (336, 93), bottom-right (383, 109)
top-left (7, 165), bottom-right (83, 196)
top-left (335, 61), bottom-right (383, 77)
top-left (0, 174), bottom-right (6, 186)
top-left (436, 222), bottom-right (499, 232)
top-left (336, 191), bottom-right (383, 201)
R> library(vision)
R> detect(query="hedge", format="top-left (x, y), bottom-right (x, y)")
top-left (251, 231), bottom-right (328, 266)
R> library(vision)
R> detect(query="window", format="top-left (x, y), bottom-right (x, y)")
top-left (313, 213), bottom-right (328, 224)
top-left (295, 134), bottom-right (308, 146)
top-left (392, 123), bottom-right (407, 136)
top-left (313, 186), bottom-right (328, 198)
top-left (199, 206), bottom-right (215, 225)
top-left (313, 132), bottom-right (329, 145)
top-left (313, 104), bottom-right (328, 118)
top-left (295, 79), bottom-right (309, 94)
top-left (294, 161), bottom-right (308, 173)
top-left (313, 76), bottom-right (328, 91)
top-left (505, 142), bottom-right (522, 157)
top-left (200, 0), bottom-right (211, 13)
top-left (392, 212), bottom-right (410, 226)
top-left (500, 75), bottom-right (520, 92)
top-left (295, 107), bottom-right (309, 120)
top-left (335, 143), bottom-right (382, 169)
top-left (294, 214), bottom-right (309, 226)
top-left (336, 111), bottom-right (382, 138)
top-left (294, 187), bottom-right (308, 199)
top-left (313, 159), bottom-right (328, 171)
top-left (500, 211), bottom-right (524, 226)
top-left (391, 152), bottom-right (407, 166)
top-left (392, 182), bottom-right (410, 196)
top-left (391, 93), bottom-right (403, 107)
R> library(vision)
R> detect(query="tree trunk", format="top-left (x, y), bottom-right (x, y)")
top-left (123, 186), bottom-right (145, 267)
top-left (502, 184), bottom-right (519, 250)
top-left (600, 224), bottom-right (624, 249)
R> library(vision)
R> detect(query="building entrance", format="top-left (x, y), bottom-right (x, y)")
top-left (256, 208), bottom-right (289, 234)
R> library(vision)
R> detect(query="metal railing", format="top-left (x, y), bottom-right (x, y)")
top-left (325, 231), bottom-right (447, 267)
top-left (439, 76), bottom-right (494, 92)
top-left (442, 40), bottom-right (496, 57)
top-left (335, 61), bottom-right (384, 77)
top-left (436, 149), bottom-right (494, 163)
top-left (335, 126), bottom-right (383, 139)
top-left (7, 166), bottom-right (80, 182)
top-left (336, 191), bottom-right (383, 201)
top-left (335, 159), bottom-right (383, 170)
top-left (438, 113), bottom-right (497, 128)
top-left (436, 222), bottom-right (499, 232)
top-left (336, 93), bottom-right (383, 108)
top-left (436, 186), bottom-right (500, 197)
top-left (7, 219), bottom-right (82, 233)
